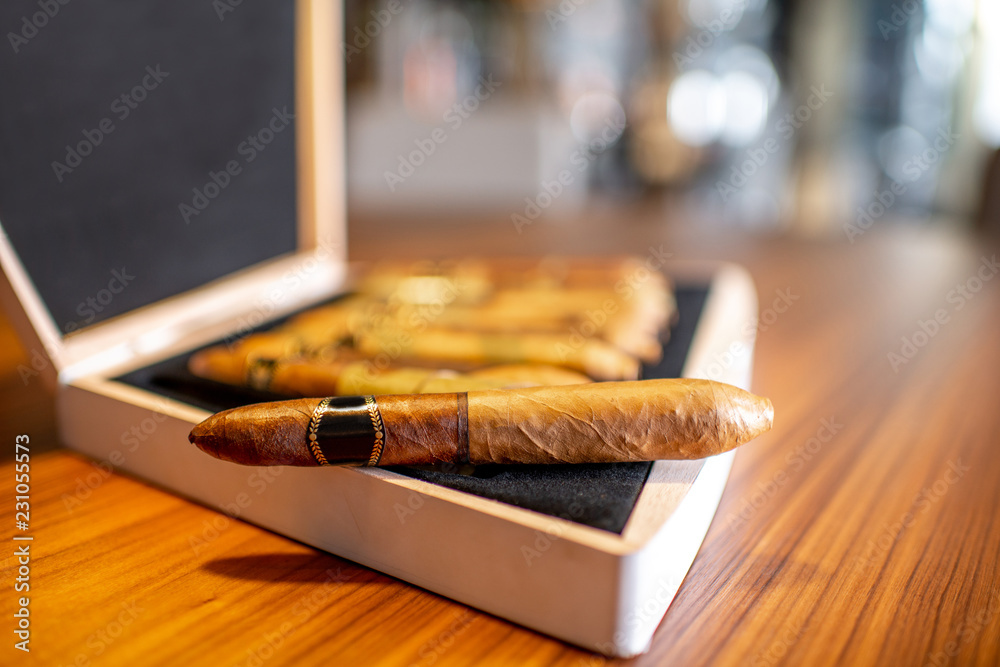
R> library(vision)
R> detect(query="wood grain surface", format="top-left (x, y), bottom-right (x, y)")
top-left (2, 207), bottom-right (999, 666)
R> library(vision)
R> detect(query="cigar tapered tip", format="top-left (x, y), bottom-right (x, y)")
top-left (758, 397), bottom-right (775, 437)
top-left (706, 380), bottom-right (773, 450)
top-left (188, 399), bottom-right (321, 467)
top-left (737, 392), bottom-right (774, 443)
top-left (189, 414), bottom-right (225, 459)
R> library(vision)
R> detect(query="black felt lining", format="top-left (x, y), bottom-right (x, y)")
top-left (0, 2), bottom-right (298, 333)
top-left (115, 286), bottom-right (709, 534)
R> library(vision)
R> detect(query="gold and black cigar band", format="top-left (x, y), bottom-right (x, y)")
top-left (307, 393), bottom-right (470, 467)
top-left (363, 396), bottom-right (385, 466)
top-left (307, 396), bottom-right (385, 466)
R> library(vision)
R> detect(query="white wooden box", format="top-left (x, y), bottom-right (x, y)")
top-left (0, 1), bottom-right (761, 657)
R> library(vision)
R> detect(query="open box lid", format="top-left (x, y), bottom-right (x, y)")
top-left (0, 0), bottom-right (343, 390)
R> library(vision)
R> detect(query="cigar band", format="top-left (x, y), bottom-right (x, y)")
top-left (364, 396), bottom-right (385, 466)
top-left (307, 396), bottom-right (385, 466)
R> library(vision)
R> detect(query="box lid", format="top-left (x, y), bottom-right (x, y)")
top-left (0, 0), bottom-right (343, 388)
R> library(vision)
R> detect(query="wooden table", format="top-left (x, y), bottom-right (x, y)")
top-left (3, 208), bottom-right (1000, 666)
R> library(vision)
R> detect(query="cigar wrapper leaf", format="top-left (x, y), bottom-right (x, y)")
top-left (189, 379), bottom-right (773, 467)
top-left (189, 342), bottom-right (592, 397)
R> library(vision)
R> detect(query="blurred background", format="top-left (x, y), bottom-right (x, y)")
top-left (343, 0), bottom-right (1000, 235)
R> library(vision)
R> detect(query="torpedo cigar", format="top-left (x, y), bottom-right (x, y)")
top-left (188, 339), bottom-right (592, 396)
top-left (188, 379), bottom-right (773, 467)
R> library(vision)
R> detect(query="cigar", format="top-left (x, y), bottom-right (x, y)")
top-left (385, 288), bottom-right (672, 362)
top-left (189, 340), bottom-right (591, 396)
top-left (355, 327), bottom-right (641, 381)
top-left (189, 379), bottom-right (773, 467)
